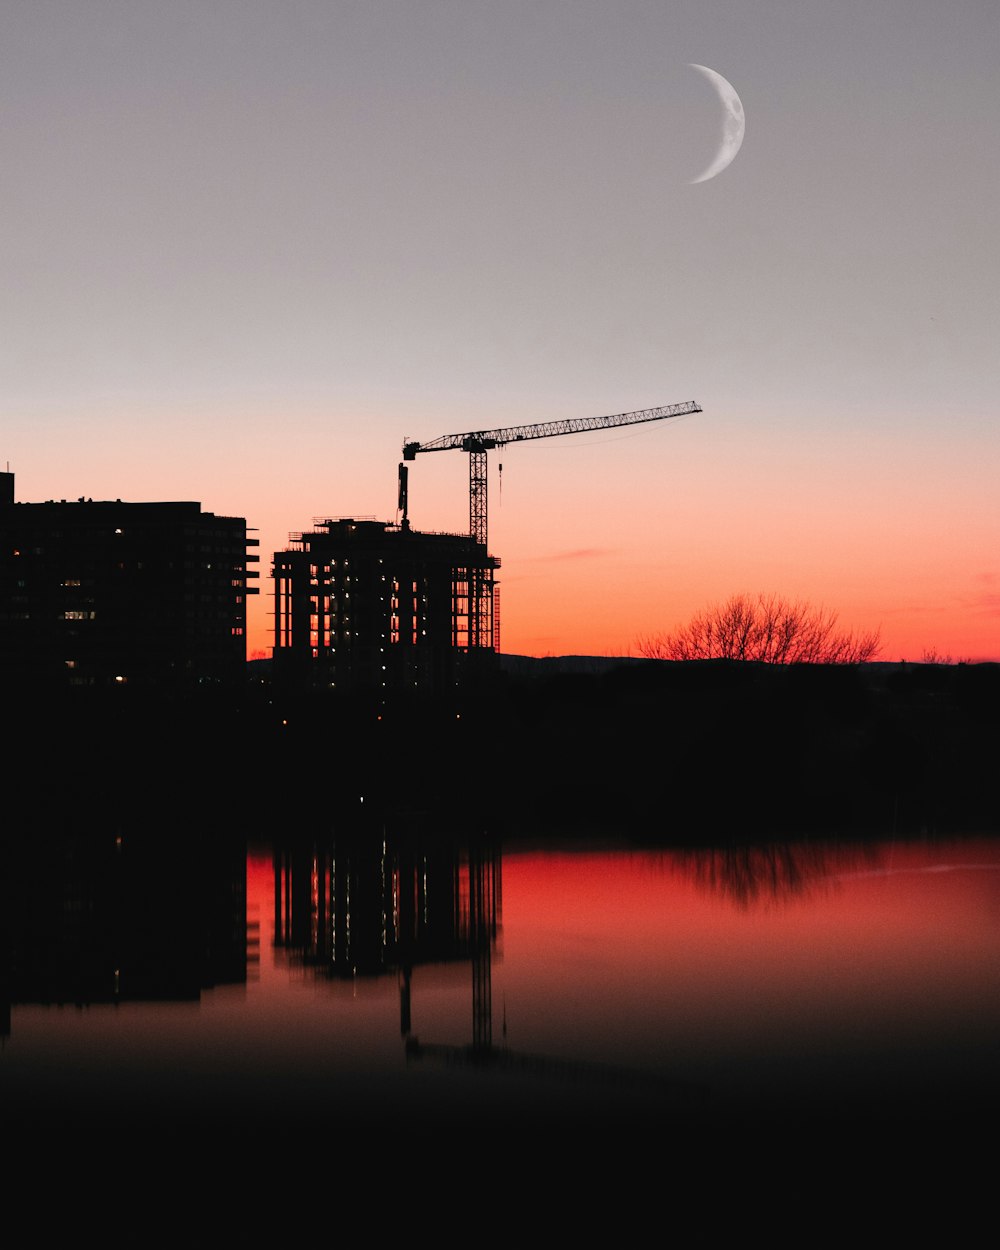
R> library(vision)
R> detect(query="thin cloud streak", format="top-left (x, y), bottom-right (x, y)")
top-left (523, 548), bottom-right (615, 564)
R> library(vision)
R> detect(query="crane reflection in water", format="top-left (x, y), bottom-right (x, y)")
top-left (271, 818), bottom-right (707, 1116)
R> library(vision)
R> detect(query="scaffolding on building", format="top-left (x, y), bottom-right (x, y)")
top-left (272, 517), bottom-right (499, 693)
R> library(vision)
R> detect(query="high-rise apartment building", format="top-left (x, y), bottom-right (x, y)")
top-left (0, 473), bottom-right (258, 687)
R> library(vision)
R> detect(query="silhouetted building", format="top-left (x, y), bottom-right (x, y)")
top-left (0, 474), bottom-right (258, 687)
top-left (272, 517), bottom-right (499, 692)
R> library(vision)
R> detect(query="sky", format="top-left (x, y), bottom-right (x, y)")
top-left (2, 0), bottom-right (997, 661)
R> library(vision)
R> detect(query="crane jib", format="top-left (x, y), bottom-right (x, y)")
top-left (401, 401), bottom-right (701, 459)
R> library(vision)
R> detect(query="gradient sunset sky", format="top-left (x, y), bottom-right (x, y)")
top-left (3, 1), bottom-right (997, 660)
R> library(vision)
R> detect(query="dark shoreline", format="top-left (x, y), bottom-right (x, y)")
top-left (6, 657), bottom-right (999, 842)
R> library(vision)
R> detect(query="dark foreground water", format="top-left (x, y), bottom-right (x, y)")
top-left (5, 826), bottom-right (1000, 1147)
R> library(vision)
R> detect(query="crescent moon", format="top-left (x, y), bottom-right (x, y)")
top-left (689, 64), bottom-right (745, 183)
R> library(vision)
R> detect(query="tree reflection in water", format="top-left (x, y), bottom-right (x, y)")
top-left (674, 838), bottom-right (885, 909)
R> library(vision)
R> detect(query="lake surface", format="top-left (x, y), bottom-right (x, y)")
top-left (5, 827), bottom-right (1000, 1144)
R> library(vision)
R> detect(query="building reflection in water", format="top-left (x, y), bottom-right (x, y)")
top-left (0, 828), bottom-right (249, 1040)
top-left (272, 824), bottom-right (500, 1048)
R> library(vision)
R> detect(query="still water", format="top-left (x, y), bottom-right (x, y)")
top-left (4, 828), bottom-right (1000, 1136)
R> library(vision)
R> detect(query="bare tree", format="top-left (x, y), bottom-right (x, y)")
top-left (637, 593), bottom-right (881, 664)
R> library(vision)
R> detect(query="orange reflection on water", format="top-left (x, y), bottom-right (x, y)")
top-left (494, 836), bottom-right (1000, 1110)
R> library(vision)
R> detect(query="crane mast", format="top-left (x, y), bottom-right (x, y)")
top-left (400, 399), bottom-right (702, 650)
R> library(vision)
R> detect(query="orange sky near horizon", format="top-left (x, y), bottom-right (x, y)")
top-left (237, 403), bottom-right (998, 663)
top-left (3, 5), bottom-right (997, 666)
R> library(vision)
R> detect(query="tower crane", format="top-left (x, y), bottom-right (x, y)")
top-left (400, 400), bottom-right (701, 547)
top-left (398, 399), bottom-right (702, 650)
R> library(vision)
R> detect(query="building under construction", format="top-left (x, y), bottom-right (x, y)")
top-left (271, 402), bottom-right (701, 695)
top-left (272, 517), bottom-right (499, 694)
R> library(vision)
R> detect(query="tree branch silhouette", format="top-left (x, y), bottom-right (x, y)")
top-left (637, 593), bottom-right (881, 664)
